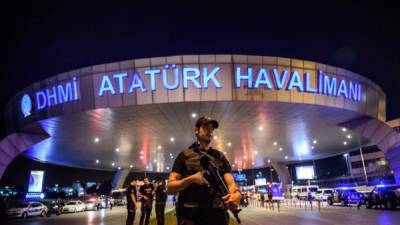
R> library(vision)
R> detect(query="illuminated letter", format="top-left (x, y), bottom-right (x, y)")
top-left (128, 71), bottom-right (147, 92)
top-left (337, 79), bottom-right (348, 98)
top-left (73, 77), bottom-right (79, 100)
top-left (113, 73), bottom-right (128, 94)
top-left (144, 69), bottom-right (160, 91)
top-left (323, 75), bottom-right (337, 96)
top-left (183, 67), bottom-right (201, 89)
top-left (304, 72), bottom-right (317, 93)
top-left (235, 67), bottom-right (253, 88)
top-left (272, 68), bottom-right (288, 90)
top-left (349, 82), bottom-right (359, 101)
top-left (203, 67), bottom-right (222, 88)
top-left (163, 64), bottom-right (179, 90)
top-left (254, 68), bottom-right (272, 89)
top-left (46, 86), bottom-right (58, 106)
top-left (35, 91), bottom-right (47, 110)
top-left (287, 71), bottom-right (304, 91)
top-left (98, 75), bottom-right (116, 96)
top-left (57, 83), bottom-right (72, 103)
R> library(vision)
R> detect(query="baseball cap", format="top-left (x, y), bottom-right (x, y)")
top-left (195, 116), bottom-right (219, 129)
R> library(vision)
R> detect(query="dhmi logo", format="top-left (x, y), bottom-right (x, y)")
top-left (21, 94), bottom-right (32, 118)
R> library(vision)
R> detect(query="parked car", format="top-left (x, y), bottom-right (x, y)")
top-left (6, 201), bottom-right (48, 218)
top-left (315, 188), bottom-right (334, 201)
top-left (364, 184), bottom-right (400, 210)
top-left (61, 200), bottom-right (86, 213)
top-left (327, 187), bottom-right (364, 206)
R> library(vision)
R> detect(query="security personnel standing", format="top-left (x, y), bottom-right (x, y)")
top-left (125, 178), bottom-right (138, 225)
top-left (155, 177), bottom-right (167, 225)
top-left (167, 116), bottom-right (241, 225)
top-left (139, 177), bottom-right (155, 225)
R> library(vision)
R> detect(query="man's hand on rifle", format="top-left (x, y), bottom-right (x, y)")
top-left (191, 171), bottom-right (210, 186)
top-left (222, 191), bottom-right (241, 210)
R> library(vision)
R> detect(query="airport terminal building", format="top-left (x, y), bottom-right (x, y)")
top-left (1, 55), bottom-right (400, 188)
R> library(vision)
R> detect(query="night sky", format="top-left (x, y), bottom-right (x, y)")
top-left (1, 2), bottom-right (399, 183)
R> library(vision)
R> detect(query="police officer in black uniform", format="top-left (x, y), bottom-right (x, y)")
top-left (167, 116), bottom-right (241, 225)
top-left (155, 177), bottom-right (167, 225)
top-left (125, 178), bottom-right (138, 225)
top-left (138, 177), bottom-right (155, 225)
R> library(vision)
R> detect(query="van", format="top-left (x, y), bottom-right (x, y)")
top-left (315, 188), bottom-right (334, 201)
top-left (291, 185), bottom-right (319, 200)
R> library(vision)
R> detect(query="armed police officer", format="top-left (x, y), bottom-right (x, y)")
top-left (125, 178), bottom-right (138, 225)
top-left (167, 116), bottom-right (241, 225)
top-left (138, 177), bottom-right (155, 225)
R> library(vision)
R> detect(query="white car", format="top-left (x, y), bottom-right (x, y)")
top-left (6, 201), bottom-right (48, 218)
top-left (315, 189), bottom-right (334, 201)
top-left (62, 200), bottom-right (86, 213)
top-left (84, 199), bottom-right (98, 211)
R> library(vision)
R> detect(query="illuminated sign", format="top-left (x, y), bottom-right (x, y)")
top-left (20, 77), bottom-right (79, 117)
top-left (28, 170), bottom-right (44, 193)
top-left (98, 65), bottom-right (362, 101)
top-left (26, 193), bottom-right (45, 199)
top-left (255, 178), bottom-right (267, 186)
top-left (20, 64), bottom-right (364, 117)
top-left (296, 166), bottom-right (315, 180)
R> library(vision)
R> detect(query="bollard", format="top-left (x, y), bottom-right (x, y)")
top-left (318, 200), bottom-right (321, 212)
top-left (277, 201), bottom-right (280, 212)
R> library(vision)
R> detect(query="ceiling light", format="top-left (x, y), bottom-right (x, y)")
top-left (191, 113), bottom-right (197, 118)
top-left (118, 167), bottom-right (121, 170)
top-left (244, 156), bottom-right (247, 159)
top-left (95, 160), bottom-right (99, 164)
top-left (140, 156), bottom-right (144, 159)
top-left (213, 136), bottom-right (218, 140)
top-left (342, 128), bottom-right (347, 132)
top-left (252, 162), bottom-right (255, 165)
top-left (347, 135), bottom-right (352, 139)
top-left (94, 137), bottom-right (100, 143)
top-left (157, 145), bottom-right (162, 150)
top-left (313, 140), bottom-right (317, 144)
top-left (343, 141), bottom-right (348, 145)
top-left (258, 126), bottom-right (263, 131)
top-left (267, 159), bottom-right (271, 163)
top-left (273, 141), bottom-right (277, 146)
top-left (285, 156), bottom-right (288, 159)
top-left (130, 165), bottom-right (133, 168)
top-left (311, 146), bottom-right (314, 150)
top-left (153, 159), bottom-right (157, 163)
top-left (279, 147), bottom-right (283, 151)
top-left (166, 166), bottom-right (170, 170)
top-left (343, 153), bottom-right (348, 157)
top-left (111, 162), bottom-right (115, 166)
top-left (254, 151), bottom-right (258, 155)
top-left (140, 151), bottom-right (144, 154)
top-left (227, 142), bottom-right (232, 147)
top-left (170, 137), bottom-right (175, 142)
top-left (115, 148), bottom-right (120, 152)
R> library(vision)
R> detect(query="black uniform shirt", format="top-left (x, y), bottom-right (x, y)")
top-left (139, 183), bottom-right (155, 202)
top-left (155, 184), bottom-right (167, 205)
top-left (125, 185), bottom-right (137, 208)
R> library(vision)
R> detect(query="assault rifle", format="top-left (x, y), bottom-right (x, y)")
top-left (199, 152), bottom-right (242, 224)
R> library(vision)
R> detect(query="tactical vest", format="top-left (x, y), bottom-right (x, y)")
top-left (180, 146), bottom-right (226, 209)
